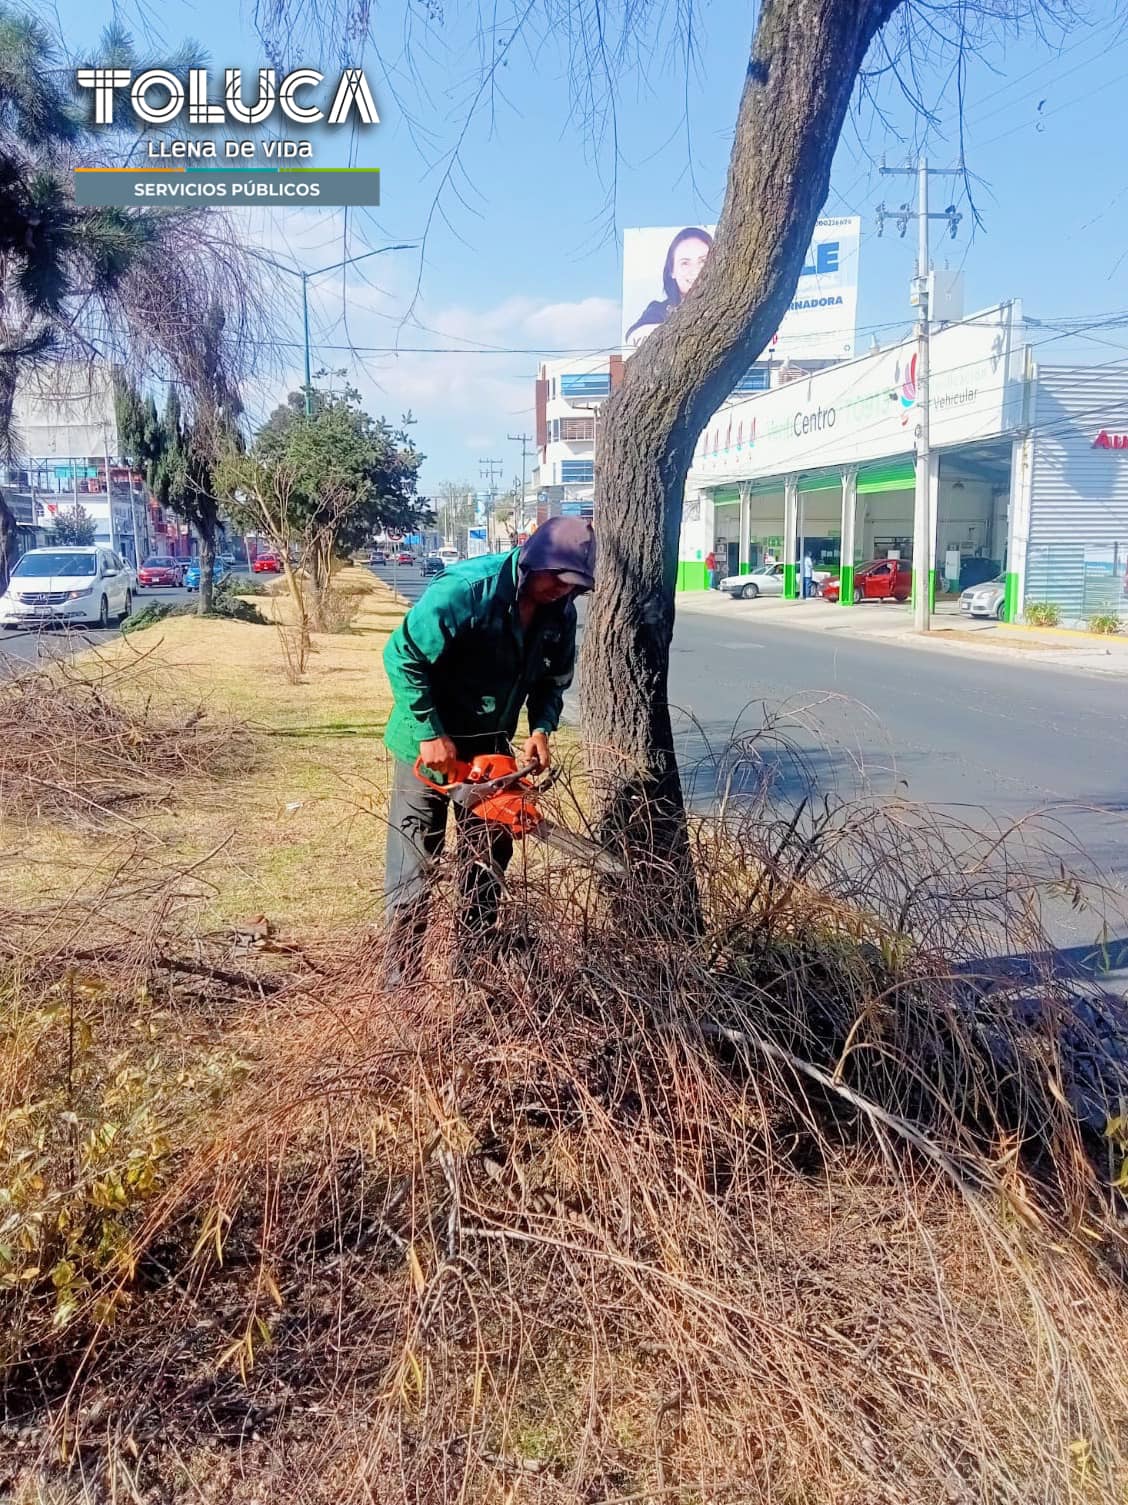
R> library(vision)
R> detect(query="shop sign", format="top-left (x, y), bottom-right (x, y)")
top-left (689, 301), bottom-right (1023, 483)
top-left (1092, 431), bottom-right (1128, 449)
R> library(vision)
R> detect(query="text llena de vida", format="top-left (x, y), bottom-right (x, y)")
top-left (147, 139), bottom-right (314, 158)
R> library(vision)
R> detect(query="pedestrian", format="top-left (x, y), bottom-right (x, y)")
top-left (705, 550), bottom-right (718, 590)
top-left (763, 550), bottom-right (776, 569)
top-left (802, 552), bottom-right (815, 599)
top-left (381, 516), bottom-right (596, 981)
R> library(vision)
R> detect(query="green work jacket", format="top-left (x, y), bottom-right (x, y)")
top-left (383, 549), bottom-right (577, 766)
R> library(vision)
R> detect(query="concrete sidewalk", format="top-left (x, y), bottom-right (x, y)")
top-left (675, 589), bottom-right (1128, 677)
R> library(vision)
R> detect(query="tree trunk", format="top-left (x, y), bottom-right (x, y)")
top-left (0, 491), bottom-right (17, 594)
top-left (197, 525), bottom-right (216, 615)
top-left (0, 362), bottom-right (18, 466)
top-left (309, 532), bottom-right (334, 631)
top-left (581, 0), bottom-right (899, 927)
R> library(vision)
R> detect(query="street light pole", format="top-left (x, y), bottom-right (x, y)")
top-left (301, 271), bottom-right (313, 418)
top-left (249, 243), bottom-right (414, 419)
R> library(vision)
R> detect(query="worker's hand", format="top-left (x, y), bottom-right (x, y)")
top-left (419, 734), bottom-right (460, 776)
top-left (522, 731), bottom-right (551, 774)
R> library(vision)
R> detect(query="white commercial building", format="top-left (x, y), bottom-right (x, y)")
top-left (5, 364), bottom-right (158, 565)
top-left (533, 353), bottom-right (611, 519)
top-left (681, 301), bottom-right (1128, 627)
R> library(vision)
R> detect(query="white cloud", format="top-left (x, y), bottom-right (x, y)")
top-left (237, 210), bottom-right (620, 485)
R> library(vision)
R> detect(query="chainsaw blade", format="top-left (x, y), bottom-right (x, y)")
top-left (531, 821), bottom-right (625, 876)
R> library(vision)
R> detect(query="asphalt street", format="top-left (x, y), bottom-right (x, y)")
top-left (663, 605), bottom-right (1128, 970)
top-left (369, 560), bottom-right (430, 604)
top-left (0, 582), bottom-right (197, 672)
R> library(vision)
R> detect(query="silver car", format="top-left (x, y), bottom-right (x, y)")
top-left (958, 576), bottom-right (1006, 620)
top-left (719, 563), bottom-right (786, 600)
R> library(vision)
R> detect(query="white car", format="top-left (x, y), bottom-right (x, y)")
top-left (1, 546), bottom-right (133, 630)
top-left (958, 576), bottom-right (1006, 620)
top-left (438, 546), bottom-right (461, 567)
top-left (719, 563), bottom-right (787, 600)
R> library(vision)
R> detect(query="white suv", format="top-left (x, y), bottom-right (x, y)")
top-left (1, 546), bottom-right (133, 630)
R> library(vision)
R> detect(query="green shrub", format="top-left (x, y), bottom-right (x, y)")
top-left (1023, 600), bottom-right (1061, 628)
top-left (229, 573), bottom-right (273, 596)
top-left (122, 600), bottom-right (178, 634)
top-left (1087, 611), bottom-right (1122, 636)
top-left (122, 579), bottom-right (267, 636)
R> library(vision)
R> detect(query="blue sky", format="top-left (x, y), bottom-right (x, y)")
top-left (54, 0), bottom-right (1128, 488)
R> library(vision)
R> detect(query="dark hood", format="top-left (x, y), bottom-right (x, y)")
top-left (518, 516), bottom-right (596, 592)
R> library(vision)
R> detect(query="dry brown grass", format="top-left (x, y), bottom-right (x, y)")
top-left (0, 645), bottom-right (252, 826)
top-left (2, 752), bottom-right (1128, 1504)
top-left (0, 571), bottom-right (405, 936)
top-left (4, 588), bottom-right (1128, 1503)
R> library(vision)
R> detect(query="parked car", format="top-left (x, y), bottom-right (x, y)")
top-left (1, 546), bottom-right (133, 629)
top-left (420, 554), bottom-right (445, 577)
top-left (959, 576), bottom-right (1006, 620)
top-left (395, 549), bottom-right (414, 566)
top-left (137, 555), bottom-right (184, 589)
top-left (719, 563), bottom-right (786, 600)
top-left (252, 552), bottom-right (281, 574)
top-left (823, 558), bottom-right (912, 604)
top-left (183, 557), bottom-right (231, 592)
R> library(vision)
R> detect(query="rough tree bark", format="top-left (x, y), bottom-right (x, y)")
top-left (309, 531), bottom-right (334, 631)
top-left (581, 0), bottom-right (900, 925)
top-left (0, 492), bottom-right (17, 593)
top-left (197, 523), bottom-right (216, 615)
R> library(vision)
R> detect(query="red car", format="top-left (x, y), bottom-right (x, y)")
top-left (823, 558), bottom-right (912, 604)
top-left (252, 552), bottom-right (281, 574)
top-left (395, 550), bottom-right (414, 565)
top-left (137, 555), bottom-right (183, 588)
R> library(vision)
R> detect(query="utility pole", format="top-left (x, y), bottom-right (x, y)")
top-left (479, 457), bottom-right (503, 548)
top-left (507, 432), bottom-right (535, 535)
top-left (878, 158), bottom-right (962, 633)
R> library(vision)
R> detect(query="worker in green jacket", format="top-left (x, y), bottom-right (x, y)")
top-left (382, 516), bottom-right (596, 978)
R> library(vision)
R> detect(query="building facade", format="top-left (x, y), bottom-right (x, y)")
top-left (679, 302), bottom-right (1128, 627)
top-left (534, 354), bottom-right (617, 518)
top-left (3, 363), bottom-right (171, 565)
top-left (533, 350), bottom-right (834, 526)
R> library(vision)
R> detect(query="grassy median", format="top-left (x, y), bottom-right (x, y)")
top-left (0, 568), bottom-right (403, 937)
top-left (2, 569), bottom-right (1128, 1505)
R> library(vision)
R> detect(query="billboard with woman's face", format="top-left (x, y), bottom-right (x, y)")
top-left (622, 217), bottom-right (860, 360)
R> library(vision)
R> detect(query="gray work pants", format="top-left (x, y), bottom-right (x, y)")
top-left (383, 756), bottom-right (514, 956)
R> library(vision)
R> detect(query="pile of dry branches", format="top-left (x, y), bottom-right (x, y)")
top-left (0, 647), bottom-right (253, 825)
top-left (2, 749), bottom-right (1128, 1504)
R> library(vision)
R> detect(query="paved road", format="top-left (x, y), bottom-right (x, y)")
top-left (2, 583), bottom-right (199, 671)
top-left (368, 560), bottom-right (433, 604)
top-left (662, 608), bottom-right (1128, 968)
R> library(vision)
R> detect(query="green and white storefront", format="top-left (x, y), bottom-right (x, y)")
top-left (678, 300), bottom-right (1128, 627)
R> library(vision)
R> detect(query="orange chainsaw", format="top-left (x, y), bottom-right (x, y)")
top-left (413, 752), bottom-right (623, 874)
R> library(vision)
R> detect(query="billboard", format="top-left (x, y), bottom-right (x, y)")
top-left (621, 217), bottom-right (861, 362)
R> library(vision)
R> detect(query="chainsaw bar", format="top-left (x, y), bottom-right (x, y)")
top-left (530, 821), bottom-right (625, 876)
